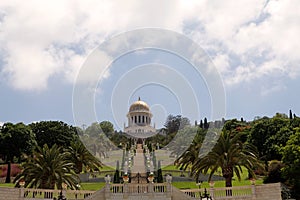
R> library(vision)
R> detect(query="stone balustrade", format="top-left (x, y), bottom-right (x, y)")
top-left (0, 182), bottom-right (282, 200)
top-left (181, 185), bottom-right (254, 199)
top-left (20, 188), bottom-right (94, 200)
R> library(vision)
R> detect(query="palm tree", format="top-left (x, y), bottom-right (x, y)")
top-left (14, 144), bottom-right (79, 189)
top-left (68, 138), bottom-right (102, 174)
top-left (191, 131), bottom-right (262, 188)
top-left (175, 127), bottom-right (206, 171)
top-left (175, 134), bottom-right (202, 170)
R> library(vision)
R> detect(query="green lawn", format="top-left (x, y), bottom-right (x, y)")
top-left (0, 183), bottom-right (15, 187)
top-left (0, 182), bottom-right (106, 191)
top-left (162, 164), bottom-right (264, 189)
top-left (80, 182), bottom-right (105, 190)
top-left (162, 165), bottom-right (179, 170)
top-left (172, 179), bottom-right (263, 189)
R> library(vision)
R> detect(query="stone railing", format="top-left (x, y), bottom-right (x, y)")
top-left (1, 182), bottom-right (281, 200)
top-left (102, 182), bottom-right (172, 200)
top-left (181, 185), bottom-right (255, 199)
top-left (110, 183), bottom-right (169, 194)
top-left (20, 188), bottom-right (94, 200)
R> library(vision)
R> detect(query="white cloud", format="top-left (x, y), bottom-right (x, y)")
top-left (0, 0), bottom-right (189, 91)
top-left (0, 0), bottom-right (299, 93)
top-left (212, 54), bottom-right (230, 74)
top-left (223, 0), bottom-right (300, 87)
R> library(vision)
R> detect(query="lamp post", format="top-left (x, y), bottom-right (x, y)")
top-left (166, 174), bottom-right (172, 183)
top-left (19, 180), bottom-right (25, 187)
top-left (250, 178), bottom-right (256, 197)
top-left (105, 175), bottom-right (111, 184)
top-left (209, 181), bottom-right (215, 199)
top-left (165, 174), bottom-right (172, 198)
top-left (58, 183), bottom-right (67, 200)
top-left (148, 172), bottom-right (154, 183)
top-left (123, 173), bottom-right (129, 183)
top-left (250, 178), bottom-right (256, 185)
top-left (201, 188), bottom-right (212, 200)
top-left (196, 180), bottom-right (203, 198)
top-left (19, 180), bottom-right (25, 198)
top-left (58, 191), bottom-right (66, 200)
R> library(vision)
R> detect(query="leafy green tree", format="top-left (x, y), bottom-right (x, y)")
top-left (107, 131), bottom-right (130, 148)
top-left (14, 144), bottom-right (79, 189)
top-left (248, 114), bottom-right (290, 167)
top-left (30, 121), bottom-right (77, 148)
top-left (0, 122), bottom-right (36, 183)
top-left (223, 119), bottom-right (250, 143)
top-left (84, 122), bottom-right (102, 137)
top-left (291, 116), bottom-right (300, 128)
top-left (100, 121), bottom-right (114, 136)
top-left (191, 131), bottom-right (262, 188)
top-left (164, 115), bottom-right (190, 134)
top-left (68, 138), bottom-right (102, 174)
top-left (263, 160), bottom-right (285, 183)
top-left (81, 129), bottom-right (115, 159)
top-left (281, 129), bottom-right (300, 198)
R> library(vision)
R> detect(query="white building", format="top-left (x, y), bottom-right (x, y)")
top-left (124, 97), bottom-right (156, 139)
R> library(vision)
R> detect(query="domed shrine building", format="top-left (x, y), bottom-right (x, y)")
top-left (124, 97), bottom-right (156, 139)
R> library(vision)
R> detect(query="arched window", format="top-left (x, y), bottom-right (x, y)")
top-left (142, 116), bottom-right (145, 123)
top-left (135, 116), bottom-right (137, 123)
top-left (138, 115), bottom-right (141, 123)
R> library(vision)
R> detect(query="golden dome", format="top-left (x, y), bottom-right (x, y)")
top-left (129, 97), bottom-right (150, 112)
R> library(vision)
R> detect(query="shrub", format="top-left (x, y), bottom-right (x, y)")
top-left (264, 160), bottom-right (285, 183)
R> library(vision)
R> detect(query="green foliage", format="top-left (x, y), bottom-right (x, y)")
top-left (156, 161), bottom-right (163, 183)
top-left (80, 182), bottom-right (105, 190)
top-left (175, 127), bottom-right (206, 170)
top-left (263, 160), bottom-right (284, 183)
top-left (80, 122), bottom-right (118, 159)
top-left (30, 121), bottom-right (77, 148)
top-left (281, 129), bottom-right (300, 198)
top-left (68, 137), bottom-right (102, 174)
top-left (191, 131), bottom-right (262, 187)
top-left (100, 121), bottom-right (114, 136)
top-left (14, 144), bottom-right (79, 189)
top-left (113, 161), bottom-right (120, 183)
top-left (247, 115), bottom-right (291, 163)
top-left (164, 114), bottom-right (190, 134)
top-left (0, 122), bottom-right (36, 183)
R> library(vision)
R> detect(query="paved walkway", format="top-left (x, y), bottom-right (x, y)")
top-left (131, 144), bottom-right (146, 173)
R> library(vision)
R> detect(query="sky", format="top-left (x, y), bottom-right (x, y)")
top-left (0, 0), bottom-right (300, 130)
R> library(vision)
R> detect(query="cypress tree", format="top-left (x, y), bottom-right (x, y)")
top-left (199, 120), bottom-right (203, 128)
top-left (204, 118), bottom-right (209, 129)
top-left (156, 161), bottom-right (163, 183)
top-left (113, 161), bottom-right (120, 183)
top-left (289, 110), bottom-right (293, 120)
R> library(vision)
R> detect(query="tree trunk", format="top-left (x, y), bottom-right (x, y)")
top-left (75, 161), bottom-right (82, 174)
top-left (225, 176), bottom-right (233, 196)
top-left (5, 160), bottom-right (11, 183)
